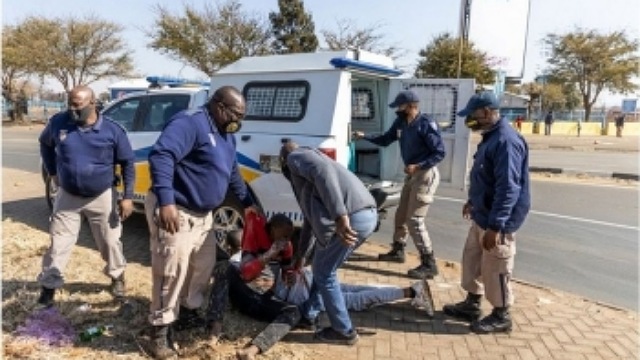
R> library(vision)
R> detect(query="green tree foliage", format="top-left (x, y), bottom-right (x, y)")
top-left (269, 0), bottom-right (318, 54)
top-left (7, 15), bottom-right (134, 92)
top-left (2, 26), bottom-right (30, 121)
top-left (148, 0), bottom-right (271, 75)
top-left (320, 19), bottom-right (404, 59)
top-left (545, 29), bottom-right (640, 121)
top-left (415, 33), bottom-right (495, 85)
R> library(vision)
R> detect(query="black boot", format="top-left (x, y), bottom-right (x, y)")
top-left (148, 325), bottom-right (177, 359)
top-left (173, 306), bottom-right (206, 332)
top-left (442, 292), bottom-right (482, 322)
top-left (378, 242), bottom-right (405, 263)
top-left (111, 273), bottom-right (125, 300)
top-left (407, 253), bottom-right (438, 279)
top-left (471, 307), bottom-right (512, 334)
top-left (37, 287), bottom-right (55, 307)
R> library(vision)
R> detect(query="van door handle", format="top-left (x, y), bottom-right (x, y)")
top-left (241, 135), bottom-right (251, 141)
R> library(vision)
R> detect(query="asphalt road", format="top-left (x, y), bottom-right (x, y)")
top-left (3, 126), bottom-right (639, 310)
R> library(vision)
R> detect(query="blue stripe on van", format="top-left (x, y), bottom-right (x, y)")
top-left (134, 146), bottom-right (262, 172)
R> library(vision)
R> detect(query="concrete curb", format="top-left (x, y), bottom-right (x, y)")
top-left (529, 166), bottom-right (639, 181)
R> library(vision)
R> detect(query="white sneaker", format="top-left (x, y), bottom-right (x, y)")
top-left (410, 280), bottom-right (435, 318)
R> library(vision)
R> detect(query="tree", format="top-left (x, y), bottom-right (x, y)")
top-left (2, 25), bottom-right (31, 122)
top-left (9, 15), bottom-right (134, 92)
top-left (320, 19), bottom-right (404, 59)
top-left (545, 29), bottom-right (640, 122)
top-left (415, 33), bottom-right (495, 85)
top-left (147, 0), bottom-right (272, 75)
top-left (269, 0), bottom-right (318, 54)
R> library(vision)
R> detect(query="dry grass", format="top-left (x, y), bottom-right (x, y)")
top-left (1, 215), bottom-right (321, 360)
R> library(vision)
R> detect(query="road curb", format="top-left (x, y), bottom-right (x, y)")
top-left (530, 166), bottom-right (638, 181)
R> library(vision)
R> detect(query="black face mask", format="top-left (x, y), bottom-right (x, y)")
top-left (69, 106), bottom-right (93, 125)
top-left (395, 109), bottom-right (408, 121)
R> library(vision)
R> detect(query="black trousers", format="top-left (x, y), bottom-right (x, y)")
top-left (207, 263), bottom-right (301, 353)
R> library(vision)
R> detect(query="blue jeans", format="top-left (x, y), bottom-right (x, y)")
top-left (303, 207), bottom-right (377, 335)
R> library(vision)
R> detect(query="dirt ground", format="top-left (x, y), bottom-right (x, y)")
top-left (2, 167), bottom-right (322, 360)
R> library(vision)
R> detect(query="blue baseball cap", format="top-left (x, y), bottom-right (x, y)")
top-left (457, 91), bottom-right (500, 117)
top-left (389, 90), bottom-right (420, 108)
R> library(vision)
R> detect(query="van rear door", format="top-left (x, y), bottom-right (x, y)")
top-left (384, 78), bottom-right (476, 191)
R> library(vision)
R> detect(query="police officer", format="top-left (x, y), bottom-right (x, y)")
top-left (353, 90), bottom-right (445, 279)
top-left (38, 85), bottom-right (135, 306)
top-left (443, 91), bottom-right (531, 334)
top-left (143, 86), bottom-right (258, 359)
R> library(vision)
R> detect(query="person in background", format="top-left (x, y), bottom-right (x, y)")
top-left (514, 115), bottom-right (523, 133)
top-left (443, 91), bottom-right (530, 334)
top-left (544, 111), bottom-right (554, 136)
top-left (280, 142), bottom-right (378, 346)
top-left (353, 90), bottom-right (445, 279)
top-left (37, 85), bottom-right (135, 307)
top-left (142, 86), bottom-right (258, 359)
top-left (615, 113), bottom-right (625, 137)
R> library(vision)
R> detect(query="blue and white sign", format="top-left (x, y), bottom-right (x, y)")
top-left (621, 99), bottom-right (637, 113)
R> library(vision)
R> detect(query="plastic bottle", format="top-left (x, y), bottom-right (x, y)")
top-left (79, 324), bottom-right (113, 342)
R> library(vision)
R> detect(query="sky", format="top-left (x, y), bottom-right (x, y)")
top-left (4, 0), bottom-right (640, 106)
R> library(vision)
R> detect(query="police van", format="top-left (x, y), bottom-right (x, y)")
top-left (44, 50), bottom-right (475, 242)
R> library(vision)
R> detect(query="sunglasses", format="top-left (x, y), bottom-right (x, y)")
top-left (218, 102), bottom-right (245, 120)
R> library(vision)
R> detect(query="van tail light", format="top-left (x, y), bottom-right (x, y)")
top-left (319, 147), bottom-right (336, 160)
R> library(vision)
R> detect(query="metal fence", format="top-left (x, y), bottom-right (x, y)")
top-left (2, 99), bottom-right (66, 122)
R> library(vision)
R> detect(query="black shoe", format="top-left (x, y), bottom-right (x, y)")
top-left (145, 325), bottom-right (177, 359)
top-left (407, 253), bottom-right (438, 279)
top-left (295, 316), bottom-right (318, 331)
top-left (314, 327), bottom-right (359, 345)
top-left (443, 293), bottom-right (482, 322)
top-left (173, 306), bottom-right (206, 332)
top-left (111, 274), bottom-right (125, 299)
top-left (470, 307), bottom-right (512, 334)
top-left (37, 287), bottom-right (55, 307)
top-left (378, 243), bottom-right (405, 263)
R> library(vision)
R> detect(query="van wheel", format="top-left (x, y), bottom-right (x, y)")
top-left (211, 195), bottom-right (245, 246)
top-left (45, 175), bottom-right (58, 211)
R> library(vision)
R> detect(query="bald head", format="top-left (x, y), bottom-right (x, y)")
top-left (212, 86), bottom-right (242, 105)
top-left (68, 85), bottom-right (97, 125)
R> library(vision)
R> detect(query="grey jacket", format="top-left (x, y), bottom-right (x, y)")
top-left (285, 148), bottom-right (376, 258)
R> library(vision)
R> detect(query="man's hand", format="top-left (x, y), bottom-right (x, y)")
top-left (404, 164), bottom-right (419, 175)
top-left (51, 175), bottom-right (59, 186)
top-left (263, 239), bottom-right (288, 261)
top-left (158, 204), bottom-right (180, 234)
top-left (118, 199), bottom-right (133, 221)
top-left (352, 131), bottom-right (365, 140)
top-left (336, 215), bottom-right (358, 247)
top-left (482, 229), bottom-right (500, 251)
top-left (462, 202), bottom-right (473, 220)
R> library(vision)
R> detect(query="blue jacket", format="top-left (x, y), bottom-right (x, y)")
top-left (364, 113), bottom-right (445, 170)
top-left (148, 107), bottom-right (253, 213)
top-left (468, 118), bottom-right (531, 233)
top-left (39, 112), bottom-right (135, 199)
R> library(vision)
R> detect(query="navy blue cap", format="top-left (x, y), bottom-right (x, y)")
top-left (457, 91), bottom-right (500, 117)
top-left (389, 90), bottom-right (420, 108)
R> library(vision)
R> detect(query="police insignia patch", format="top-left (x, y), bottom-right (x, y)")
top-left (59, 130), bottom-right (67, 142)
top-left (208, 133), bottom-right (217, 147)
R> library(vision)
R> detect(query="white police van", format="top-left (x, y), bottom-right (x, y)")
top-left (44, 50), bottom-right (475, 243)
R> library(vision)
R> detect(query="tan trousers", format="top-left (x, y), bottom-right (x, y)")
top-left (461, 221), bottom-right (516, 308)
top-left (145, 191), bottom-right (217, 326)
top-left (38, 187), bottom-right (125, 289)
top-left (393, 167), bottom-right (440, 255)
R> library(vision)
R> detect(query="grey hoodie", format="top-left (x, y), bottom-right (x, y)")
top-left (285, 147), bottom-right (376, 257)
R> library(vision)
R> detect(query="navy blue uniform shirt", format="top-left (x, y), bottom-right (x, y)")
top-left (39, 112), bottom-right (135, 199)
top-left (468, 118), bottom-right (531, 233)
top-left (148, 107), bottom-right (253, 213)
top-left (365, 113), bottom-right (445, 170)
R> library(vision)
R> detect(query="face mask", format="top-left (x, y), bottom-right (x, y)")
top-left (395, 109), bottom-right (408, 121)
top-left (465, 116), bottom-right (484, 131)
top-left (69, 106), bottom-right (93, 125)
top-left (222, 120), bottom-right (242, 134)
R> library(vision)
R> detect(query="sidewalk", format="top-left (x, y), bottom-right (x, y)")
top-left (309, 242), bottom-right (639, 360)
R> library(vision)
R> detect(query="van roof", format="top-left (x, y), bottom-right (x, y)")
top-left (216, 49), bottom-right (397, 75)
